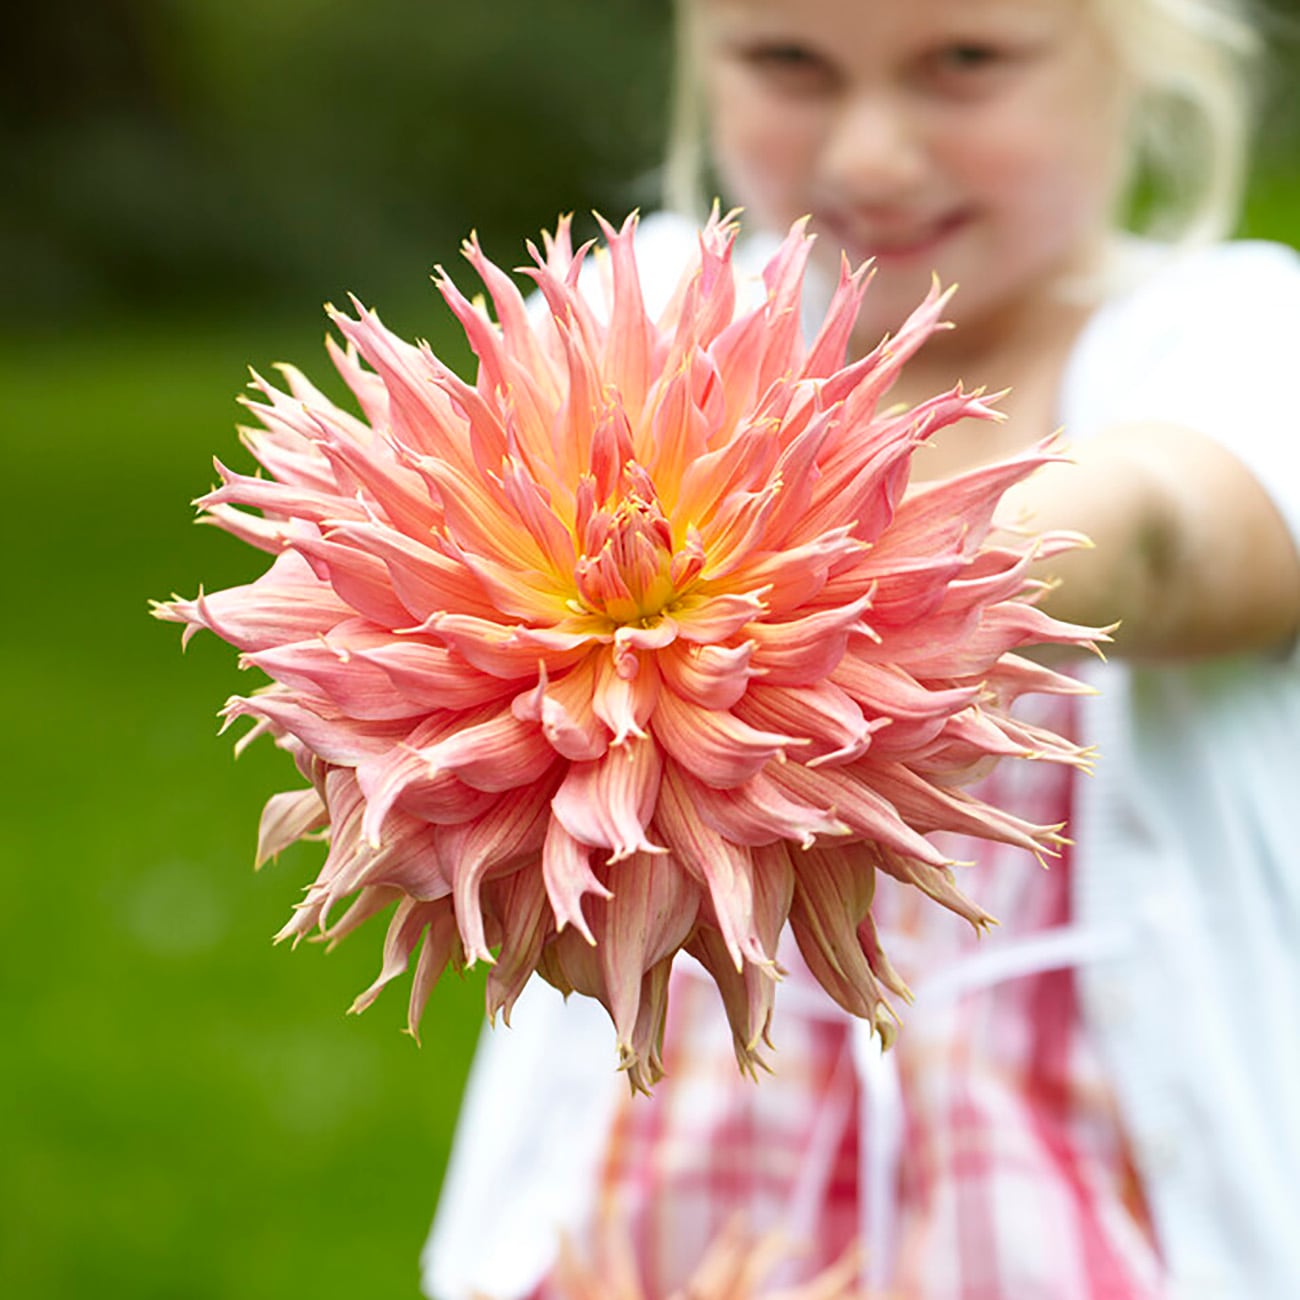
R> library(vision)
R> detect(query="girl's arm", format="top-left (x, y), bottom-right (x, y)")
top-left (1000, 422), bottom-right (1300, 659)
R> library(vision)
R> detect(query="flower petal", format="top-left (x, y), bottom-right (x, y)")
top-left (551, 738), bottom-right (665, 859)
top-left (652, 685), bottom-right (801, 788)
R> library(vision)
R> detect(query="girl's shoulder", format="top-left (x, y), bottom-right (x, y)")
top-left (1064, 237), bottom-right (1300, 437)
top-left (1063, 236), bottom-right (1300, 554)
top-left (1091, 236), bottom-right (1300, 345)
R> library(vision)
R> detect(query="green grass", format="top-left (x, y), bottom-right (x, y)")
top-left (2, 309), bottom-right (485, 1299)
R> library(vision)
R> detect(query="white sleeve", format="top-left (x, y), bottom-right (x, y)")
top-left (1061, 240), bottom-right (1300, 556)
top-left (420, 981), bottom-right (623, 1300)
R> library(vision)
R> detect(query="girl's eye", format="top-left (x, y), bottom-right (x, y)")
top-left (938, 43), bottom-right (1001, 71)
top-left (922, 41), bottom-right (1015, 95)
top-left (735, 42), bottom-right (837, 94)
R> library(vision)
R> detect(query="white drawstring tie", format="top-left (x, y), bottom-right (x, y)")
top-left (689, 918), bottom-right (1133, 1294)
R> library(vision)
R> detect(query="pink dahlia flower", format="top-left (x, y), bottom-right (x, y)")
top-left (156, 211), bottom-right (1099, 1089)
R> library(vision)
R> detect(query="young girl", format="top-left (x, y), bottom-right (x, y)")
top-left (425, 1), bottom-right (1300, 1296)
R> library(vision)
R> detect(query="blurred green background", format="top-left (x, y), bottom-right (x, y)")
top-left (2, 2), bottom-right (1298, 1297)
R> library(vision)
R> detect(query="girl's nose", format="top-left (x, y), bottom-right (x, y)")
top-left (819, 93), bottom-right (927, 204)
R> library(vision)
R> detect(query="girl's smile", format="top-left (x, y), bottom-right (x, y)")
top-left (815, 204), bottom-right (975, 266)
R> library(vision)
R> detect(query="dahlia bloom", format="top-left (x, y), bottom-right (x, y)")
top-left (156, 211), bottom-right (1098, 1089)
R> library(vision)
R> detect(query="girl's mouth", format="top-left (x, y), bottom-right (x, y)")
top-left (819, 208), bottom-right (972, 266)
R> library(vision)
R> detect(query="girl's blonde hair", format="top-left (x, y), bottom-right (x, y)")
top-left (664, 0), bottom-right (1264, 245)
top-left (1101, 0), bottom-right (1263, 242)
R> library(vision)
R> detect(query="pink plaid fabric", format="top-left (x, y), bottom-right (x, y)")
top-left (534, 696), bottom-right (1164, 1299)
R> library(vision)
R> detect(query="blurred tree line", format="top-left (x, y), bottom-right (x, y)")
top-left (3, 0), bottom-right (671, 323)
top-left (4, 0), bottom-right (1298, 327)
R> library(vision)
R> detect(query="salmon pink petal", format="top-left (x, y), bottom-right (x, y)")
top-left (719, 528), bottom-right (862, 615)
top-left (680, 766), bottom-right (850, 849)
top-left (656, 640), bottom-right (756, 711)
top-left (348, 896), bottom-right (440, 1016)
top-left (423, 612), bottom-right (590, 679)
top-left (328, 299), bottom-right (477, 472)
top-left (592, 851), bottom-right (699, 1076)
top-left (310, 884), bottom-right (403, 949)
top-left (551, 738), bottom-right (664, 859)
top-left (285, 529), bottom-right (414, 628)
top-left (683, 839), bottom-right (799, 1074)
top-left (652, 686), bottom-right (800, 788)
top-left (405, 904), bottom-right (467, 1040)
top-left (644, 353), bottom-right (714, 500)
top-left (445, 779), bottom-right (556, 965)
top-left (769, 762), bottom-right (952, 868)
top-left (320, 520), bottom-right (501, 623)
top-left (745, 596), bottom-right (874, 686)
top-left (862, 760), bottom-right (1064, 858)
top-left (483, 865), bottom-right (555, 1025)
top-left (788, 847), bottom-right (906, 1033)
top-left (153, 549), bottom-right (349, 652)
top-left (733, 681), bottom-right (883, 768)
top-left (831, 656), bottom-right (980, 723)
top-left (255, 787), bottom-right (327, 867)
top-left (221, 692), bottom-right (412, 767)
top-left (656, 764), bottom-right (769, 971)
top-left (684, 924), bottom-right (778, 1078)
top-left (242, 638), bottom-right (435, 721)
top-left (541, 818), bottom-right (611, 942)
top-left (511, 659), bottom-right (609, 762)
top-left (801, 254), bottom-right (872, 380)
top-left (415, 709), bottom-right (560, 793)
top-left (593, 212), bottom-right (655, 414)
top-left (356, 736), bottom-right (503, 842)
top-left (619, 957), bottom-right (675, 1094)
top-left (670, 589), bottom-right (768, 644)
top-left (873, 845), bottom-right (996, 931)
top-left (198, 460), bottom-right (367, 528)
top-left (349, 640), bottom-right (517, 711)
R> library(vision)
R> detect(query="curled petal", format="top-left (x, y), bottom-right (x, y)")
top-left (787, 847), bottom-right (905, 1037)
top-left (656, 763), bottom-right (769, 971)
top-left (406, 904), bottom-right (468, 1040)
top-left (349, 896), bottom-right (443, 1016)
top-left (512, 658), bottom-right (610, 763)
top-left (745, 597), bottom-right (873, 686)
top-left (551, 738), bottom-right (665, 860)
top-left (542, 818), bottom-right (611, 942)
top-left (484, 865), bottom-right (555, 1025)
top-left (733, 681), bottom-right (883, 768)
top-left (593, 852), bottom-right (698, 1077)
top-left (678, 766), bottom-right (850, 849)
top-left (652, 685), bottom-right (801, 788)
top-left (446, 778), bottom-right (557, 965)
top-left (154, 550), bottom-right (348, 653)
top-left (591, 649), bottom-right (659, 745)
top-left (656, 639), bottom-right (756, 711)
top-left (255, 787), bottom-right (327, 867)
top-left (685, 924), bottom-right (777, 1079)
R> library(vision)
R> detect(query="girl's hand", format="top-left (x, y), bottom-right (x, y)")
top-left (995, 422), bottom-right (1300, 660)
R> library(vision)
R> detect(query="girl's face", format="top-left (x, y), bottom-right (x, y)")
top-left (693, 0), bottom-right (1131, 345)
